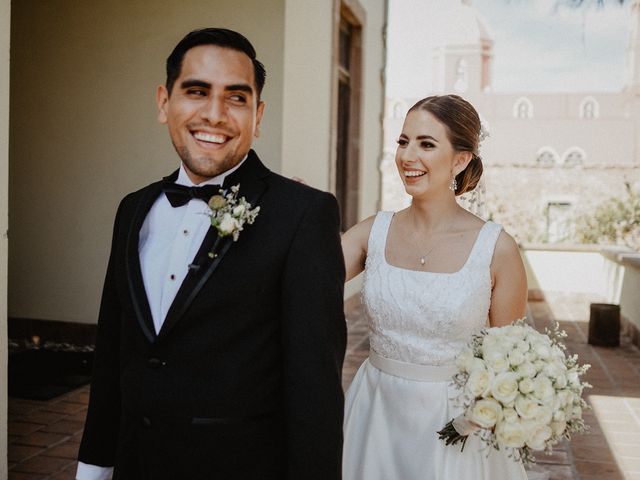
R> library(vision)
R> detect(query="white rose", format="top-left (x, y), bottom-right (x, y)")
top-left (468, 357), bottom-right (488, 374)
top-left (508, 350), bottom-right (526, 367)
top-left (483, 331), bottom-right (498, 343)
top-left (551, 345), bottom-right (566, 360)
top-left (232, 204), bottom-right (246, 216)
top-left (567, 371), bottom-right (580, 388)
top-left (557, 389), bottom-right (573, 407)
top-left (218, 213), bottom-right (240, 235)
top-left (482, 333), bottom-right (506, 355)
top-left (570, 405), bottom-right (583, 420)
top-left (518, 378), bottom-right (535, 394)
top-left (485, 349), bottom-right (509, 373)
top-left (544, 362), bottom-right (562, 380)
top-left (533, 342), bottom-right (551, 360)
top-left (495, 419), bottom-right (528, 448)
top-left (516, 362), bottom-right (537, 379)
top-left (550, 420), bottom-right (567, 436)
top-left (491, 372), bottom-right (519, 404)
top-left (555, 373), bottom-right (568, 389)
top-left (516, 340), bottom-right (530, 353)
top-left (533, 377), bottom-right (555, 402)
top-left (506, 325), bottom-right (525, 338)
top-left (469, 399), bottom-right (502, 428)
top-left (526, 425), bottom-right (552, 451)
top-left (466, 368), bottom-right (493, 397)
top-left (502, 407), bottom-right (519, 423)
top-left (535, 405), bottom-right (553, 425)
top-left (456, 350), bottom-right (474, 372)
top-left (553, 409), bottom-right (566, 422)
top-left (457, 351), bottom-right (486, 374)
top-left (515, 395), bottom-right (540, 420)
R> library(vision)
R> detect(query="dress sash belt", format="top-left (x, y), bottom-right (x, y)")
top-left (369, 350), bottom-right (458, 382)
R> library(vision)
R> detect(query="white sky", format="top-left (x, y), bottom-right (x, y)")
top-left (386, 0), bottom-right (631, 97)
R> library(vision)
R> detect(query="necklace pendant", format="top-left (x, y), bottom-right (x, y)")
top-left (420, 257), bottom-right (426, 266)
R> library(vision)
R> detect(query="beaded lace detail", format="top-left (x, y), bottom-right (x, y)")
top-left (362, 211), bottom-right (502, 366)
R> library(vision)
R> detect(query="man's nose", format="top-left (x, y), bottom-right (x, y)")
top-left (200, 95), bottom-right (227, 124)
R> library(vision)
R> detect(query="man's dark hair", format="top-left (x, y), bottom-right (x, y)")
top-left (166, 28), bottom-right (266, 99)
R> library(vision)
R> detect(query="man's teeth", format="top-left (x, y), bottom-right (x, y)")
top-left (405, 171), bottom-right (426, 177)
top-left (193, 132), bottom-right (227, 144)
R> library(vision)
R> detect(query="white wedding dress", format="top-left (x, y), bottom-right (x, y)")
top-left (343, 211), bottom-right (528, 480)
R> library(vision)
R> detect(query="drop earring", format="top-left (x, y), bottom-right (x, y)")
top-left (449, 177), bottom-right (458, 192)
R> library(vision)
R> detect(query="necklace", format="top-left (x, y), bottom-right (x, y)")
top-left (408, 210), bottom-right (458, 267)
top-left (415, 239), bottom-right (438, 266)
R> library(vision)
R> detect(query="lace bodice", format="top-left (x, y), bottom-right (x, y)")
top-left (362, 211), bottom-right (502, 366)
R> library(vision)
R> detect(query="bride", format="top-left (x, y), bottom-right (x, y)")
top-left (341, 94), bottom-right (529, 479)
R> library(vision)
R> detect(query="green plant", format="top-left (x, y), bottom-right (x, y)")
top-left (574, 182), bottom-right (640, 251)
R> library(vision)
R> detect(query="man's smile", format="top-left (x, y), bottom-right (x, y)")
top-left (191, 130), bottom-right (232, 147)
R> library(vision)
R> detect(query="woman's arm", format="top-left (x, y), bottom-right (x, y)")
top-left (488, 231), bottom-right (528, 327)
top-left (341, 216), bottom-right (375, 282)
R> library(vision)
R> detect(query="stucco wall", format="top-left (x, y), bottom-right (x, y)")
top-left (1, 0), bottom-right (9, 475)
top-left (280, 0), bottom-right (386, 213)
top-left (357, 0), bottom-right (386, 219)
top-left (522, 247), bottom-right (609, 296)
top-left (9, 0), bottom-right (285, 323)
top-left (280, 1), bottom-right (334, 189)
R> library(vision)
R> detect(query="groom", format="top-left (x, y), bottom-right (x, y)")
top-left (76, 28), bottom-right (347, 480)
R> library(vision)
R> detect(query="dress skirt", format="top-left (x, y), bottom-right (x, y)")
top-left (342, 354), bottom-right (529, 480)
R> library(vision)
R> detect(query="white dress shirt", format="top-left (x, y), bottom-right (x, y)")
top-left (76, 158), bottom-right (245, 480)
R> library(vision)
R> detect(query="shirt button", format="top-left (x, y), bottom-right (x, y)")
top-left (170, 274), bottom-right (176, 281)
top-left (148, 357), bottom-right (163, 369)
top-left (141, 416), bottom-right (152, 428)
top-left (183, 229), bottom-right (189, 236)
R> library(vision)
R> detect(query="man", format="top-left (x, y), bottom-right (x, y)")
top-left (77, 28), bottom-right (346, 480)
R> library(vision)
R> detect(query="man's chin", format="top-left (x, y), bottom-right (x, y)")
top-left (182, 155), bottom-right (243, 180)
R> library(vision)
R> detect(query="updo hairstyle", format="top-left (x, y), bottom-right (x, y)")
top-left (408, 95), bottom-right (483, 196)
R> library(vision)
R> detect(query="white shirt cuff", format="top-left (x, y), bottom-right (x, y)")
top-left (76, 462), bottom-right (114, 480)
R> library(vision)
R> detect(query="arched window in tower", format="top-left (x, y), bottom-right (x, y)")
top-left (579, 96), bottom-right (599, 119)
top-left (562, 147), bottom-right (586, 167)
top-left (454, 59), bottom-right (469, 93)
top-left (535, 147), bottom-right (559, 167)
top-left (513, 97), bottom-right (533, 119)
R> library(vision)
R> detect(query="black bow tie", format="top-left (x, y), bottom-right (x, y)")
top-left (162, 181), bottom-right (222, 208)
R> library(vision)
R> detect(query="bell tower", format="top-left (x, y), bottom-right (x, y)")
top-left (431, 0), bottom-right (494, 94)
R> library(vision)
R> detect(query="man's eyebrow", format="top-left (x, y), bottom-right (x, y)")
top-left (225, 83), bottom-right (254, 94)
top-left (180, 79), bottom-right (211, 90)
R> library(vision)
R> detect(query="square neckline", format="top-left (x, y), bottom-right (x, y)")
top-left (381, 212), bottom-right (492, 275)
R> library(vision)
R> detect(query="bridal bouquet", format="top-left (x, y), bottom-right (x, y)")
top-left (437, 319), bottom-right (591, 465)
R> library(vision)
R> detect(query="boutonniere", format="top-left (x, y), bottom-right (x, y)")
top-left (205, 184), bottom-right (260, 258)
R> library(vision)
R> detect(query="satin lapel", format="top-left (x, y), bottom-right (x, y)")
top-left (157, 151), bottom-right (270, 341)
top-left (125, 178), bottom-right (170, 344)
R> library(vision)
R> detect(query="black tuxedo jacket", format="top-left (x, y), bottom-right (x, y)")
top-left (78, 151), bottom-right (347, 479)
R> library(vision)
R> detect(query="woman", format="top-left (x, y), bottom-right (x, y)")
top-left (341, 95), bottom-right (529, 479)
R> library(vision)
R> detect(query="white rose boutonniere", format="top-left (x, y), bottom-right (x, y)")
top-left (205, 184), bottom-right (260, 257)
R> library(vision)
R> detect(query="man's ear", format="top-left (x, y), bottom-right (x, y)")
top-left (453, 151), bottom-right (473, 176)
top-left (156, 85), bottom-right (170, 124)
top-left (254, 101), bottom-right (266, 138)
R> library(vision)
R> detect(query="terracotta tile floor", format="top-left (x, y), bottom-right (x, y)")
top-left (8, 293), bottom-right (640, 479)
